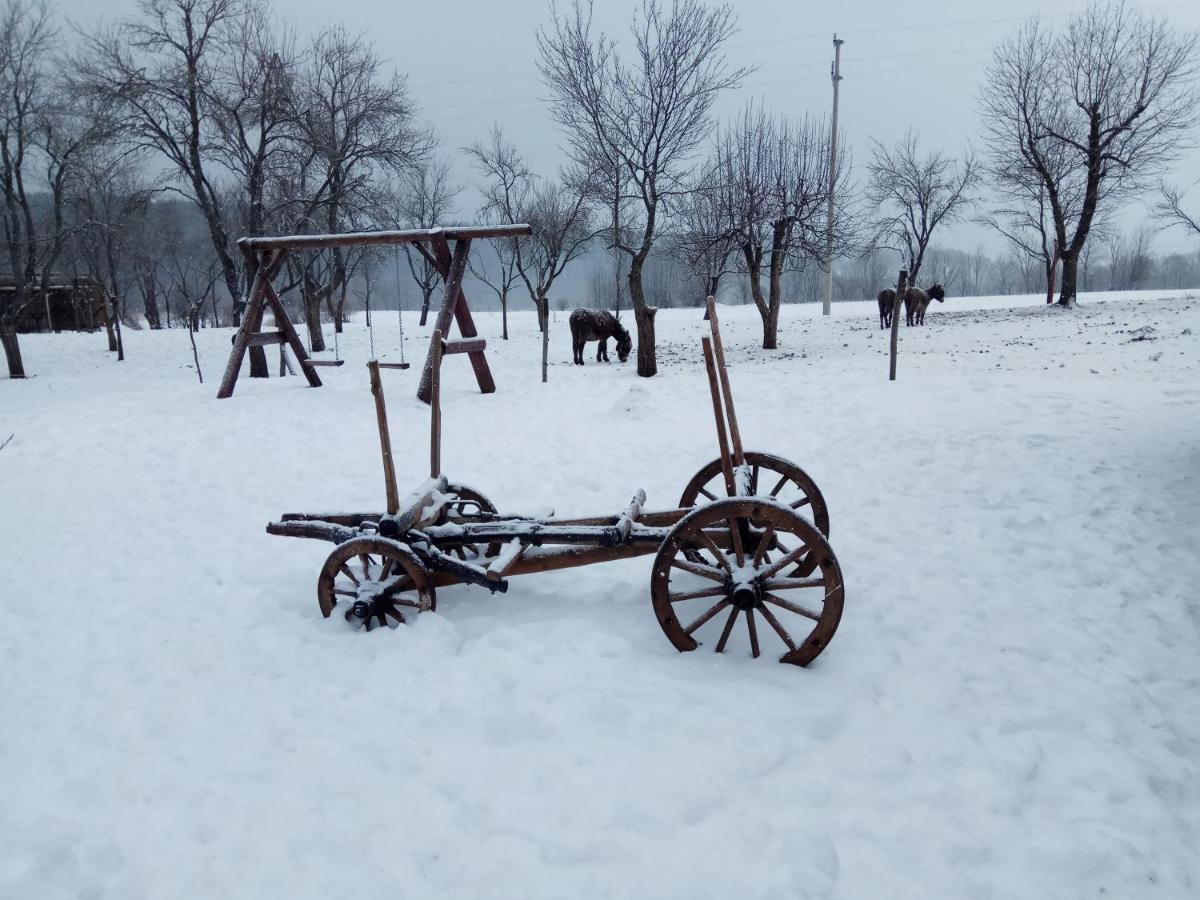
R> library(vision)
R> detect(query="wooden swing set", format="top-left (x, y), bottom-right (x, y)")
top-left (216, 223), bottom-right (532, 401)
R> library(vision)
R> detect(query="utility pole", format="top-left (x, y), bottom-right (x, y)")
top-left (822, 34), bottom-right (844, 317)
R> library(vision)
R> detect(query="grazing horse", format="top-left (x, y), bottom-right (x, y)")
top-left (877, 289), bottom-right (896, 329)
top-left (569, 308), bottom-right (632, 365)
top-left (903, 283), bottom-right (946, 326)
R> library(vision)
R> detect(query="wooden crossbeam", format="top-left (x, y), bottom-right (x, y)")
top-left (442, 338), bottom-right (487, 355)
top-left (248, 331), bottom-right (288, 346)
top-left (486, 538), bottom-right (526, 582)
top-left (240, 223), bottom-right (530, 252)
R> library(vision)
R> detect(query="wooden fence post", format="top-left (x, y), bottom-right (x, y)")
top-left (368, 359), bottom-right (400, 515)
top-left (888, 268), bottom-right (908, 382)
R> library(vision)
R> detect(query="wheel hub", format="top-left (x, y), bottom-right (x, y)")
top-left (730, 581), bottom-right (760, 611)
top-left (345, 592), bottom-right (405, 627)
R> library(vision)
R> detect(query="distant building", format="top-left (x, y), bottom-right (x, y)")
top-left (1, 275), bottom-right (109, 333)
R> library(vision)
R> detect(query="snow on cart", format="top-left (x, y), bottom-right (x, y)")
top-left (267, 297), bottom-right (845, 666)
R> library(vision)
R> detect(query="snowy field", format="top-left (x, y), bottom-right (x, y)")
top-left (2, 289), bottom-right (1199, 899)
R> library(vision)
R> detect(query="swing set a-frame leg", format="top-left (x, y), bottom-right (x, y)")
top-left (217, 249), bottom-right (321, 398)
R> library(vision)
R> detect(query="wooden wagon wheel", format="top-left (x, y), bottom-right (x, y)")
top-left (439, 483), bottom-right (500, 560)
top-left (317, 537), bottom-right (435, 631)
top-left (679, 451), bottom-right (829, 577)
top-left (651, 498), bottom-right (844, 666)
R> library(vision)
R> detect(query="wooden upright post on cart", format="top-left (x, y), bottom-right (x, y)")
top-left (429, 329), bottom-right (444, 478)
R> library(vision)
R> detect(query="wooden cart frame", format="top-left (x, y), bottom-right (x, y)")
top-left (267, 298), bottom-right (845, 666)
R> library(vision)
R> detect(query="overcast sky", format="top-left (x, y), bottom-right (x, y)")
top-left (65, 0), bottom-right (1200, 255)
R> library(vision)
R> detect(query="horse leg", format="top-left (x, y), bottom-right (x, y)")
top-left (597, 338), bottom-right (607, 362)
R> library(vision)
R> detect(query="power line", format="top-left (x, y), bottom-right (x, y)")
top-left (425, 60), bottom-right (987, 124)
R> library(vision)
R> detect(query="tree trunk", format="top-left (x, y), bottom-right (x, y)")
top-left (1058, 251), bottom-right (1079, 307)
top-left (501, 291), bottom-right (508, 340)
top-left (419, 288), bottom-right (433, 327)
top-left (759, 301), bottom-right (780, 350)
top-left (628, 258), bottom-right (656, 377)
top-left (1, 324), bottom-right (25, 378)
top-left (112, 295), bottom-right (125, 362)
top-left (143, 285), bottom-right (162, 329)
top-left (762, 245), bottom-right (786, 350)
top-left (304, 289), bottom-right (327, 353)
top-left (539, 296), bottom-right (549, 383)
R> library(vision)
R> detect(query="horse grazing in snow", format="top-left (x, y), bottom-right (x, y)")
top-left (903, 283), bottom-right (946, 326)
top-left (569, 308), bottom-right (632, 365)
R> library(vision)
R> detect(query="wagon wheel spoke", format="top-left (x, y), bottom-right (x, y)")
top-left (752, 526), bottom-right (776, 568)
top-left (670, 557), bottom-right (726, 582)
top-left (380, 558), bottom-right (395, 579)
top-left (696, 530), bottom-right (732, 572)
top-left (359, 554), bottom-right (373, 578)
top-left (768, 472), bottom-right (789, 499)
top-left (332, 587), bottom-right (357, 598)
top-left (763, 592), bottom-right (821, 622)
top-left (715, 607), bottom-right (740, 653)
top-left (338, 565), bottom-right (360, 586)
top-left (790, 497), bottom-right (813, 510)
top-left (750, 464), bottom-right (760, 495)
top-left (757, 603), bottom-right (797, 652)
top-left (698, 487), bottom-right (718, 501)
top-left (727, 518), bottom-right (746, 568)
top-left (378, 574), bottom-right (415, 597)
top-left (758, 545), bottom-right (809, 581)
top-left (745, 609), bottom-right (761, 658)
top-left (764, 576), bottom-right (825, 592)
top-left (669, 586), bottom-right (727, 604)
top-left (683, 598), bottom-right (730, 636)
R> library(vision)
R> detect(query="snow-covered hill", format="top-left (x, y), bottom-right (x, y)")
top-left (2, 290), bottom-right (1198, 898)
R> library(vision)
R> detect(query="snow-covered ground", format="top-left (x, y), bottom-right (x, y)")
top-left (2, 289), bottom-right (1198, 899)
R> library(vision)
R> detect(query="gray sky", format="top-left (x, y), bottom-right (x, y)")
top-left (67, 0), bottom-right (1200, 255)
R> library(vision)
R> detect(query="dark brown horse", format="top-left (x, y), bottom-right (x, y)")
top-left (569, 308), bottom-right (632, 365)
top-left (877, 289), bottom-right (896, 329)
top-left (903, 283), bottom-right (946, 326)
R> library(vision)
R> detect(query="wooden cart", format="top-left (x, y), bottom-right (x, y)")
top-left (267, 299), bottom-right (844, 666)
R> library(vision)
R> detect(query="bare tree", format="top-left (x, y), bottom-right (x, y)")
top-left (1105, 227), bottom-right (1155, 291)
top-left (715, 105), bottom-right (839, 348)
top-left (0, 1), bottom-right (116, 377)
top-left (981, 2), bottom-right (1199, 306)
top-left (209, 4), bottom-right (297, 251)
top-left (78, 1), bottom-right (249, 318)
top-left (515, 177), bottom-right (593, 329)
top-left (466, 126), bottom-right (591, 336)
top-left (273, 24), bottom-right (433, 347)
top-left (867, 129), bottom-right (979, 288)
top-left (538, 0), bottom-right (750, 376)
top-left (465, 125), bottom-right (529, 339)
top-left (1158, 181), bottom-right (1200, 239)
top-left (672, 166), bottom-right (737, 301)
top-left (396, 160), bottom-right (457, 327)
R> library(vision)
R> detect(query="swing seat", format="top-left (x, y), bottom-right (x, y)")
top-left (302, 359), bottom-right (345, 368)
top-left (375, 361), bottom-right (410, 370)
